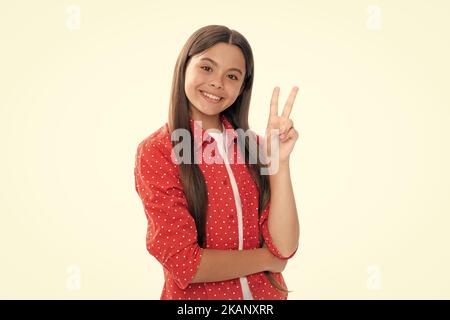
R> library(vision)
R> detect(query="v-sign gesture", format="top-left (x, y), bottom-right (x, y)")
top-left (263, 86), bottom-right (300, 168)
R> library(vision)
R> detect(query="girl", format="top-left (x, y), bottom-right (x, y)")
top-left (134, 25), bottom-right (300, 300)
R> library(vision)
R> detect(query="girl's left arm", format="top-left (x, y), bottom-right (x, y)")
top-left (268, 159), bottom-right (300, 258)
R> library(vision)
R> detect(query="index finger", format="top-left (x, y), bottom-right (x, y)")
top-left (270, 87), bottom-right (280, 117)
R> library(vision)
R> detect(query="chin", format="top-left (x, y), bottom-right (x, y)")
top-left (197, 101), bottom-right (227, 114)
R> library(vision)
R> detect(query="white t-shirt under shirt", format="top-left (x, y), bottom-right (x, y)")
top-left (208, 124), bottom-right (254, 300)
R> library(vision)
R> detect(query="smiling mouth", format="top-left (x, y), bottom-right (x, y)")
top-left (200, 90), bottom-right (223, 102)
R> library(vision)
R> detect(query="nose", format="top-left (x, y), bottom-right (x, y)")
top-left (209, 79), bottom-right (223, 90)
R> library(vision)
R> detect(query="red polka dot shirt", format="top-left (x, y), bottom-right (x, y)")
top-left (134, 114), bottom-right (297, 300)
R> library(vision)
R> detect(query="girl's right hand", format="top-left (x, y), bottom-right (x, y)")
top-left (262, 243), bottom-right (288, 273)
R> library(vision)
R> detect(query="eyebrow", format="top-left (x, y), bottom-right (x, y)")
top-left (199, 57), bottom-right (243, 76)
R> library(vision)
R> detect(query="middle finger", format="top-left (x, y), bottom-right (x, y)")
top-left (281, 86), bottom-right (299, 118)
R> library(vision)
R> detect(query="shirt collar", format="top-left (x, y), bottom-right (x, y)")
top-left (189, 113), bottom-right (239, 151)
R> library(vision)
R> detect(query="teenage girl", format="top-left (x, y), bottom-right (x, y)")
top-left (134, 25), bottom-right (300, 300)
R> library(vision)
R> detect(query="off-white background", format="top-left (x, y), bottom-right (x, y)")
top-left (1, 0), bottom-right (449, 299)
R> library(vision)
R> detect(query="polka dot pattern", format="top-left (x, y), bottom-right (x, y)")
top-left (134, 114), bottom-right (297, 300)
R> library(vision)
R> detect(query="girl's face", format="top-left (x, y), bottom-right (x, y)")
top-left (184, 42), bottom-right (246, 117)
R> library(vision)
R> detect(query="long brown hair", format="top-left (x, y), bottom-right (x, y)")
top-left (167, 25), bottom-right (291, 294)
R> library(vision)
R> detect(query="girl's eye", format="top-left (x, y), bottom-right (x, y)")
top-left (200, 66), bottom-right (239, 81)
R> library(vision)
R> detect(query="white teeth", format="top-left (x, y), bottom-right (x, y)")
top-left (201, 91), bottom-right (221, 101)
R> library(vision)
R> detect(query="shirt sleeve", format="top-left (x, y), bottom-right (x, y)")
top-left (259, 201), bottom-right (298, 260)
top-left (134, 140), bottom-right (204, 289)
top-left (255, 133), bottom-right (298, 260)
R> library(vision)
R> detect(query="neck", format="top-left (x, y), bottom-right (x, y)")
top-left (189, 108), bottom-right (223, 132)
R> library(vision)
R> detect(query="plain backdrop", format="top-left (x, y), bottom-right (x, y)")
top-left (1, 0), bottom-right (449, 299)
